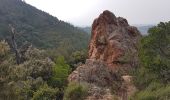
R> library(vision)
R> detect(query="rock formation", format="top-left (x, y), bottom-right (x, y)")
top-left (88, 10), bottom-right (141, 72)
top-left (68, 10), bottom-right (141, 100)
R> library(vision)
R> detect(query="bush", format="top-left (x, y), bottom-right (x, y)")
top-left (131, 82), bottom-right (170, 100)
top-left (134, 67), bottom-right (160, 89)
top-left (48, 56), bottom-right (70, 88)
top-left (139, 22), bottom-right (170, 83)
top-left (64, 82), bottom-right (88, 100)
top-left (131, 22), bottom-right (170, 100)
top-left (0, 40), bottom-right (10, 59)
top-left (0, 43), bottom-right (57, 99)
top-left (32, 84), bottom-right (58, 100)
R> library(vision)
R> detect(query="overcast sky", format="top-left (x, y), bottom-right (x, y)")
top-left (25, 0), bottom-right (170, 26)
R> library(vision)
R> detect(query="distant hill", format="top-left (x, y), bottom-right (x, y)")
top-left (0, 0), bottom-right (89, 53)
top-left (81, 25), bottom-right (154, 35)
top-left (136, 25), bottom-right (154, 35)
top-left (80, 27), bottom-right (91, 34)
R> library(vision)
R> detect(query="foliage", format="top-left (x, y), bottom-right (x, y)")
top-left (135, 22), bottom-right (170, 88)
top-left (48, 56), bottom-right (70, 88)
top-left (137, 22), bottom-right (170, 87)
top-left (69, 50), bottom-right (87, 70)
top-left (64, 82), bottom-right (88, 100)
top-left (0, 0), bottom-right (89, 59)
top-left (0, 41), bottom-right (59, 99)
top-left (132, 22), bottom-right (170, 100)
top-left (32, 84), bottom-right (58, 100)
top-left (131, 82), bottom-right (170, 100)
top-left (70, 50), bottom-right (87, 64)
top-left (134, 67), bottom-right (159, 89)
top-left (0, 40), bottom-right (10, 58)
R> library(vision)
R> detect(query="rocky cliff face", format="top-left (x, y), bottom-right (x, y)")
top-left (68, 10), bottom-right (141, 100)
top-left (88, 10), bottom-right (141, 72)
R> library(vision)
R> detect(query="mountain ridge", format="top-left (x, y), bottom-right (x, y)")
top-left (0, 0), bottom-right (89, 51)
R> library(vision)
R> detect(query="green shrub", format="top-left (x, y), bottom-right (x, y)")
top-left (134, 67), bottom-right (160, 89)
top-left (32, 84), bottom-right (58, 100)
top-left (131, 22), bottom-right (170, 100)
top-left (139, 22), bottom-right (170, 83)
top-left (48, 56), bottom-right (70, 88)
top-left (131, 82), bottom-right (170, 100)
top-left (64, 82), bottom-right (88, 100)
top-left (0, 43), bottom-right (57, 99)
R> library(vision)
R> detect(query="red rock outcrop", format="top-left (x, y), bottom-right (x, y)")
top-left (88, 10), bottom-right (141, 72)
top-left (68, 10), bottom-right (141, 100)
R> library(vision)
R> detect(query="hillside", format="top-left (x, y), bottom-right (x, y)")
top-left (81, 27), bottom-right (91, 34)
top-left (136, 25), bottom-right (154, 35)
top-left (0, 0), bottom-right (89, 51)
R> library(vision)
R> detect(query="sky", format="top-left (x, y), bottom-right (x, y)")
top-left (25, 0), bottom-right (170, 27)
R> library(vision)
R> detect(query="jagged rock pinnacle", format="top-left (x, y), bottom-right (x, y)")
top-left (68, 10), bottom-right (141, 100)
top-left (89, 10), bottom-right (141, 72)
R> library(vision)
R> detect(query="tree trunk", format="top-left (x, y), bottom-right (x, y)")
top-left (9, 24), bottom-right (21, 65)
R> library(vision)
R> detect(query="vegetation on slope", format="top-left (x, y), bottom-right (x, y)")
top-left (0, 40), bottom-right (74, 99)
top-left (132, 22), bottom-right (170, 100)
top-left (0, 0), bottom-right (89, 59)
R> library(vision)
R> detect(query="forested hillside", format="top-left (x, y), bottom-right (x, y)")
top-left (0, 1), bottom-right (89, 99)
top-left (0, 0), bottom-right (89, 56)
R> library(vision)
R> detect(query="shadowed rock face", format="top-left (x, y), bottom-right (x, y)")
top-left (88, 10), bottom-right (141, 72)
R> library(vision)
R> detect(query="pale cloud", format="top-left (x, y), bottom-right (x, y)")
top-left (25, 0), bottom-right (170, 26)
